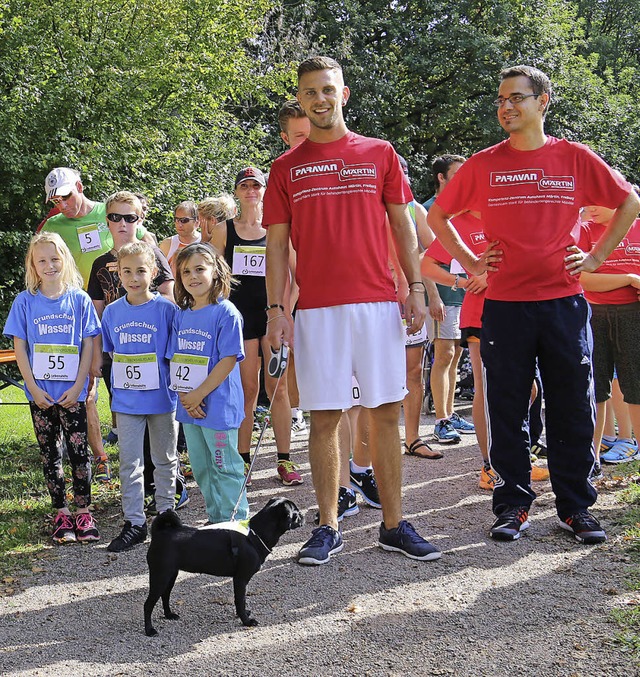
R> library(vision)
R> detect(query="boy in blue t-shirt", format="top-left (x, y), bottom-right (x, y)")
top-left (101, 241), bottom-right (179, 552)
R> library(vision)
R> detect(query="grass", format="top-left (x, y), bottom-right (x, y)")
top-left (0, 380), bottom-right (120, 584)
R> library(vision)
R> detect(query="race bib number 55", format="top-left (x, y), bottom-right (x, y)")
top-left (32, 344), bottom-right (79, 381)
top-left (170, 353), bottom-right (209, 392)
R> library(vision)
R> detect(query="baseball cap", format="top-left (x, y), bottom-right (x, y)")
top-left (45, 167), bottom-right (80, 201)
top-left (234, 167), bottom-right (266, 188)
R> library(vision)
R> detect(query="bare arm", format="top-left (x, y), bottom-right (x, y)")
top-left (566, 191), bottom-right (640, 274)
top-left (208, 221), bottom-right (227, 257)
top-left (58, 336), bottom-right (93, 408)
top-left (414, 202), bottom-right (436, 250)
top-left (580, 272), bottom-right (640, 292)
top-left (158, 238), bottom-right (171, 258)
top-left (265, 223), bottom-right (293, 349)
top-left (386, 203), bottom-right (426, 334)
top-left (156, 280), bottom-right (175, 303)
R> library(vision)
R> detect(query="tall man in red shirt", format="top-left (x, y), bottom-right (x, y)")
top-left (264, 56), bottom-right (441, 565)
top-left (428, 65), bottom-right (640, 544)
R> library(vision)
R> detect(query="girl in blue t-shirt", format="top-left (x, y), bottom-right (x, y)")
top-left (168, 242), bottom-right (248, 523)
top-left (3, 232), bottom-right (101, 544)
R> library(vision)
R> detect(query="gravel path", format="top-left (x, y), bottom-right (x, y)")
top-left (1, 404), bottom-right (637, 676)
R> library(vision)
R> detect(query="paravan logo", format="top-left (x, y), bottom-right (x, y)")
top-left (491, 169), bottom-right (575, 191)
top-left (291, 159), bottom-right (377, 182)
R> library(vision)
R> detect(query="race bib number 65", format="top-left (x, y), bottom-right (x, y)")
top-left (170, 353), bottom-right (210, 392)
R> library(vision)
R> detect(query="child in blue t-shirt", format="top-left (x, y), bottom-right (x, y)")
top-left (100, 242), bottom-right (179, 552)
top-left (3, 232), bottom-right (101, 544)
top-left (167, 242), bottom-right (248, 523)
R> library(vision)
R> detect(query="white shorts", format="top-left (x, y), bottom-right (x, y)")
top-left (295, 302), bottom-right (407, 410)
top-left (426, 305), bottom-right (461, 341)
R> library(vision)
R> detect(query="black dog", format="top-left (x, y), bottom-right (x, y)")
top-left (144, 497), bottom-right (303, 636)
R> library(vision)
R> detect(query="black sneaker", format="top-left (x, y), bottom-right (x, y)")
top-left (298, 525), bottom-right (344, 565)
top-left (378, 520), bottom-right (441, 561)
top-left (530, 441), bottom-right (547, 458)
top-left (490, 506), bottom-right (530, 541)
top-left (144, 493), bottom-right (157, 516)
top-left (314, 486), bottom-right (359, 525)
top-left (589, 462), bottom-right (604, 481)
top-left (559, 511), bottom-right (607, 544)
top-left (350, 466), bottom-right (382, 508)
top-left (107, 521), bottom-right (148, 552)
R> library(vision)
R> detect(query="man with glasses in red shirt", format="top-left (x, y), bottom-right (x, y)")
top-left (428, 65), bottom-right (640, 545)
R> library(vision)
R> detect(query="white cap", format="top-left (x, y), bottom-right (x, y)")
top-left (45, 167), bottom-right (80, 201)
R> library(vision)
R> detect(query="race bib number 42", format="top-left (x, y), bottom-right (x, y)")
top-left (232, 245), bottom-right (266, 277)
top-left (170, 353), bottom-right (209, 392)
top-left (112, 353), bottom-right (159, 391)
top-left (32, 344), bottom-right (79, 381)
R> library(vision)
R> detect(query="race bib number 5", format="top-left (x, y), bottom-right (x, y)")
top-left (77, 224), bottom-right (102, 253)
top-left (232, 245), bottom-right (266, 277)
top-left (112, 353), bottom-right (159, 391)
top-left (32, 344), bottom-right (79, 381)
top-left (170, 353), bottom-right (210, 392)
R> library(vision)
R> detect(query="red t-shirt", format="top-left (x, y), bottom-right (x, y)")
top-left (263, 131), bottom-right (413, 310)
top-left (578, 218), bottom-right (640, 305)
top-left (426, 212), bottom-right (488, 328)
top-left (435, 137), bottom-right (632, 302)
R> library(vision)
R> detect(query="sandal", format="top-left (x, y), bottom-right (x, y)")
top-left (404, 438), bottom-right (444, 460)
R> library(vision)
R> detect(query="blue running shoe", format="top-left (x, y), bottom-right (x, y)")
top-left (601, 439), bottom-right (640, 464)
top-left (175, 486), bottom-right (190, 510)
top-left (378, 520), bottom-right (441, 561)
top-left (432, 419), bottom-right (461, 444)
top-left (105, 429), bottom-right (118, 445)
top-left (449, 412), bottom-right (475, 434)
top-left (298, 525), bottom-right (343, 565)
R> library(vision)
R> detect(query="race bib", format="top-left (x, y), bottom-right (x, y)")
top-left (77, 224), bottom-right (102, 253)
top-left (404, 319), bottom-right (427, 347)
top-left (170, 353), bottom-right (209, 392)
top-left (450, 258), bottom-right (465, 275)
top-left (32, 344), bottom-right (79, 382)
top-left (232, 245), bottom-right (266, 277)
top-left (112, 353), bottom-right (159, 391)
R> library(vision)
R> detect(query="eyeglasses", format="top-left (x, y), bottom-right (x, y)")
top-left (493, 93), bottom-right (540, 107)
top-left (107, 213), bottom-right (141, 223)
top-left (174, 217), bottom-right (196, 224)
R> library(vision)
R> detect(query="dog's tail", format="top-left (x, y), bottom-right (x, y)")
top-left (150, 510), bottom-right (183, 537)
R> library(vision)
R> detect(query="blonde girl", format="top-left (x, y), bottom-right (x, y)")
top-left (3, 232), bottom-right (101, 543)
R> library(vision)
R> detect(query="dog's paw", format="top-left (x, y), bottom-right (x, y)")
top-left (165, 612), bottom-right (180, 621)
top-left (145, 627), bottom-right (159, 637)
top-left (241, 617), bottom-right (259, 627)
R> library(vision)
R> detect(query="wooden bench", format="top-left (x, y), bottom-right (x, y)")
top-left (0, 349), bottom-right (29, 405)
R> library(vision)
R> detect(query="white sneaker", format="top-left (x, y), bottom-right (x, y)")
top-left (291, 416), bottom-right (308, 438)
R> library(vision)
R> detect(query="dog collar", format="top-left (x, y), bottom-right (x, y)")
top-left (249, 528), bottom-right (272, 555)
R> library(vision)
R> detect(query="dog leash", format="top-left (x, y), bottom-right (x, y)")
top-left (230, 343), bottom-right (289, 521)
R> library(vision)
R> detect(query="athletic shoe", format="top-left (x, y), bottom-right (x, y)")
top-left (52, 513), bottom-right (76, 544)
top-left (314, 486), bottom-right (360, 525)
top-left (291, 416), bottom-right (308, 438)
top-left (601, 439), bottom-right (640, 464)
top-left (277, 459), bottom-right (304, 485)
top-left (531, 466), bottom-right (550, 481)
top-left (75, 512), bottom-right (100, 542)
top-left (378, 520), bottom-right (441, 561)
top-left (530, 441), bottom-right (547, 458)
top-left (144, 493), bottom-right (158, 516)
top-left (479, 465), bottom-right (497, 491)
top-left (432, 419), bottom-right (461, 444)
top-left (490, 506), bottom-right (530, 541)
top-left (599, 437), bottom-right (616, 454)
top-left (180, 458), bottom-right (193, 479)
top-left (298, 525), bottom-right (344, 565)
top-left (350, 466), bottom-right (382, 508)
top-left (175, 486), bottom-right (189, 510)
top-left (244, 462), bottom-right (252, 487)
top-left (559, 511), bottom-right (606, 544)
top-left (449, 412), bottom-right (475, 434)
top-left (589, 462), bottom-right (604, 481)
top-left (104, 430), bottom-right (118, 445)
top-left (107, 521), bottom-right (148, 552)
top-left (94, 458), bottom-right (111, 483)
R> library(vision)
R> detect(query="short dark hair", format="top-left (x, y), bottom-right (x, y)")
top-left (278, 99), bottom-right (307, 133)
top-left (432, 154), bottom-right (466, 193)
top-left (500, 65), bottom-right (552, 106)
top-left (297, 56), bottom-right (342, 80)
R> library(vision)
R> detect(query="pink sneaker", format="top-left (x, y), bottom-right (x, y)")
top-left (277, 459), bottom-right (303, 486)
top-left (52, 512), bottom-right (76, 544)
top-left (75, 512), bottom-right (100, 542)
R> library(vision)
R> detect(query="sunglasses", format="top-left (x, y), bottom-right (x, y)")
top-left (174, 217), bottom-right (197, 224)
top-left (107, 213), bottom-right (141, 223)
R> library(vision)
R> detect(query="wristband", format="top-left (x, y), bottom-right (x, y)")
top-left (266, 314), bottom-right (286, 324)
top-left (265, 304), bottom-right (285, 313)
top-left (451, 275), bottom-right (460, 291)
top-left (408, 281), bottom-right (425, 291)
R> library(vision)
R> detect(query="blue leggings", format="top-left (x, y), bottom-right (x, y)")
top-left (481, 295), bottom-right (597, 520)
top-left (182, 425), bottom-right (248, 523)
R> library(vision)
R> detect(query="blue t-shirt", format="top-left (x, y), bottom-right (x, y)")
top-left (167, 300), bottom-right (245, 430)
top-left (101, 294), bottom-right (178, 415)
top-left (3, 288), bottom-right (101, 402)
